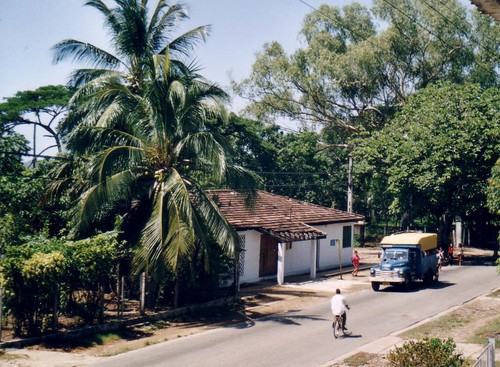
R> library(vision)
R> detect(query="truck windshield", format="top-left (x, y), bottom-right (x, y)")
top-left (384, 249), bottom-right (408, 261)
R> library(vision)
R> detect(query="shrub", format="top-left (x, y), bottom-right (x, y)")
top-left (0, 242), bottom-right (67, 336)
top-left (65, 232), bottom-right (118, 324)
top-left (387, 337), bottom-right (466, 367)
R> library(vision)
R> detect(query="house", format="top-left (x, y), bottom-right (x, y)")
top-left (208, 190), bottom-right (365, 286)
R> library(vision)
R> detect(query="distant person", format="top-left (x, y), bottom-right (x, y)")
top-left (448, 244), bottom-right (454, 266)
top-left (351, 250), bottom-right (360, 276)
top-left (437, 248), bottom-right (444, 271)
top-left (331, 288), bottom-right (350, 330)
top-left (457, 243), bottom-right (464, 266)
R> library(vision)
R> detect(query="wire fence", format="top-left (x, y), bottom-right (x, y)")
top-left (472, 338), bottom-right (496, 367)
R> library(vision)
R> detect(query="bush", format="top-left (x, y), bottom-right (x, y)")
top-left (0, 232), bottom-right (118, 336)
top-left (65, 232), bottom-right (118, 324)
top-left (387, 337), bottom-right (466, 367)
top-left (0, 241), bottom-right (67, 336)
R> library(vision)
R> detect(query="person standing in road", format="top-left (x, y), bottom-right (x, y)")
top-left (457, 243), bottom-right (464, 266)
top-left (331, 288), bottom-right (350, 330)
top-left (351, 250), bottom-right (360, 276)
top-left (437, 248), bottom-right (444, 271)
top-left (448, 243), bottom-right (454, 266)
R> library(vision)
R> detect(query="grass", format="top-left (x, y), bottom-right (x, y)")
top-left (39, 326), bottom-right (154, 350)
top-left (0, 349), bottom-right (28, 360)
top-left (466, 316), bottom-right (500, 347)
top-left (342, 352), bottom-right (379, 366)
top-left (399, 314), bottom-right (472, 340)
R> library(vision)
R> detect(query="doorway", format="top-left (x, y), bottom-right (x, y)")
top-left (259, 234), bottom-right (278, 277)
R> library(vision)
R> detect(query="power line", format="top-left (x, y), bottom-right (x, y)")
top-left (378, 0), bottom-right (497, 78)
top-left (298, 0), bottom-right (497, 82)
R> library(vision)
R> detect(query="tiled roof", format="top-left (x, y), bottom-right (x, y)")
top-left (207, 190), bottom-right (365, 242)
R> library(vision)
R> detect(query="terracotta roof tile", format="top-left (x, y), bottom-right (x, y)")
top-left (208, 190), bottom-right (365, 242)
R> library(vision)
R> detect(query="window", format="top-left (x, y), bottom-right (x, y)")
top-left (342, 226), bottom-right (352, 248)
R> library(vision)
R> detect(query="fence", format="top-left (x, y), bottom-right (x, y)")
top-left (473, 338), bottom-right (496, 367)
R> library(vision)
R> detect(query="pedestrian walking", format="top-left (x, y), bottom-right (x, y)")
top-left (457, 243), bottom-right (464, 266)
top-left (437, 248), bottom-right (444, 271)
top-left (351, 250), bottom-right (360, 276)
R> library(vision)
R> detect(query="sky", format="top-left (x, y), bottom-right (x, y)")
top-left (0, 0), bottom-right (372, 158)
top-left (0, 0), bottom-right (370, 106)
top-left (0, 0), bottom-right (479, 157)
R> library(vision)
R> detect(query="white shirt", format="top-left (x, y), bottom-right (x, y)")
top-left (331, 294), bottom-right (348, 315)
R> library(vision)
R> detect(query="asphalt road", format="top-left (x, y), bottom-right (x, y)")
top-left (87, 264), bottom-right (499, 367)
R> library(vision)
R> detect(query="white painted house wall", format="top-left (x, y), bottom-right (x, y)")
top-left (238, 230), bottom-right (261, 284)
top-left (237, 222), bottom-right (357, 285)
top-left (315, 224), bottom-right (354, 270)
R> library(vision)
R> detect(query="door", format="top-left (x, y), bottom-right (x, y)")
top-left (259, 234), bottom-right (278, 277)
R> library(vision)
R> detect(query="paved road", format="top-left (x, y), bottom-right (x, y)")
top-left (88, 264), bottom-right (499, 367)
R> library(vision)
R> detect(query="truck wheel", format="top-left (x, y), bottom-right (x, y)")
top-left (403, 277), bottom-right (412, 291)
top-left (424, 271), bottom-right (433, 285)
top-left (371, 282), bottom-right (380, 291)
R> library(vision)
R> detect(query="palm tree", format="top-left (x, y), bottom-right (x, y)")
top-left (52, 0), bottom-right (209, 92)
top-left (50, 0), bottom-right (261, 305)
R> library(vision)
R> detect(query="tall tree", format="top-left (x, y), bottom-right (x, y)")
top-left (234, 1), bottom-right (500, 134)
top-left (52, 0), bottom-right (209, 93)
top-left (0, 85), bottom-right (73, 166)
top-left (353, 82), bottom-right (500, 246)
top-left (50, 0), bottom-right (261, 304)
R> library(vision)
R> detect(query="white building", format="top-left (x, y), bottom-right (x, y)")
top-left (208, 190), bottom-right (365, 286)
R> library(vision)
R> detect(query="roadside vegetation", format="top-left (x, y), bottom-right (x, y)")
top-left (0, 0), bottom-right (499, 341)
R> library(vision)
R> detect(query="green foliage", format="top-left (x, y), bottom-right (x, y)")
top-left (387, 337), bottom-right (466, 367)
top-left (0, 85), bottom-right (73, 155)
top-left (354, 82), bottom-right (500, 240)
top-left (487, 159), bottom-right (500, 215)
top-left (0, 238), bottom-right (67, 336)
top-left (0, 232), bottom-right (118, 335)
top-left (234, 1), bottom-right (500, 134)
top-left (0, 160), bottom-right (72, 252)
top-left (65, 232), bottom-right (118, 324)
top-left (49, 0), bottom-right (262, 302)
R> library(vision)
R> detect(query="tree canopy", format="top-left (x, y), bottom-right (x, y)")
top-left (354, 82), bottom-right (500, 244)
top-left (234, 1), bottom-right (500, 135)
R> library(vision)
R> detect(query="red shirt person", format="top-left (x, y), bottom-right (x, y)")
top-left (351, 250), bottom-right (360, 276)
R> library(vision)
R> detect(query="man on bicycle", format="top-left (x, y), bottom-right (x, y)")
top-left (331, 288), bottom-right (350, 330)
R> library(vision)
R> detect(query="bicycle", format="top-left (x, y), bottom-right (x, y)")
top-left (332, 314), bottom-right (347, 339)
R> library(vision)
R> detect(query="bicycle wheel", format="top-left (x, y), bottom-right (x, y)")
top-left (332, 317), bottom-right (341, 338)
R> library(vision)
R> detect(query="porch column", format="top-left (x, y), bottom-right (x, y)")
top-left (310, 239), bottom-right (317, 279)
top-left (277, 242), bottom-right (286, 285)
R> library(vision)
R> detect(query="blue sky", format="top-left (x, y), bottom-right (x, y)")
top-left (0, 0), bottom-right (370, 109)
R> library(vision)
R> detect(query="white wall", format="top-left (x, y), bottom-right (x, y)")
top-left (238, 230), bottom-right (262, 284)
top-left (238, 223), bottom-right (357, 284)
top-left (315, 223), bottom-right (354, 270)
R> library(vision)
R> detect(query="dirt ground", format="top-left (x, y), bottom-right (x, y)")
top-left (1, 246), bottom-right (498, 367)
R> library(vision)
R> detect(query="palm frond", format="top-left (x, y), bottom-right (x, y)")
top-left (52, 39), bottom-right (122, 69)
top-left (225, 165), bottom-right (263, 193)
top-left (72, 169), bottom-right (135, 237)
top-left (67, 68), bottom-right (115, 88)
top-left (175, 132), bottom-right (226, 183)
top-left (189, 185), bottom-right (239, 255)
top-left (159, 26), bottom-right (212, 59)
top-left (134, 168), bottom-right (196, 273)
top-left (84, 0), bottom-right (121, 36)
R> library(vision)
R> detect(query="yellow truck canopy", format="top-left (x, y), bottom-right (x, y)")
top-left (380, 233), bottom-right (438, 252)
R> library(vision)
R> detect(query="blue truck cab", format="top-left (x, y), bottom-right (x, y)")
top-left (369, 232), bottom-right (439, 291)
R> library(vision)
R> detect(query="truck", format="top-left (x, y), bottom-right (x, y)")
top-left (369, 232), bottom-right (439, 291)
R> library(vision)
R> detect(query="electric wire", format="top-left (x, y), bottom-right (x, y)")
top-left (298, 0), bottom-right (498, 80)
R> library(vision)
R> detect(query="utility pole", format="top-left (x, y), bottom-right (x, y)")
top-left (347, 155), bottom-right (353, 213)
